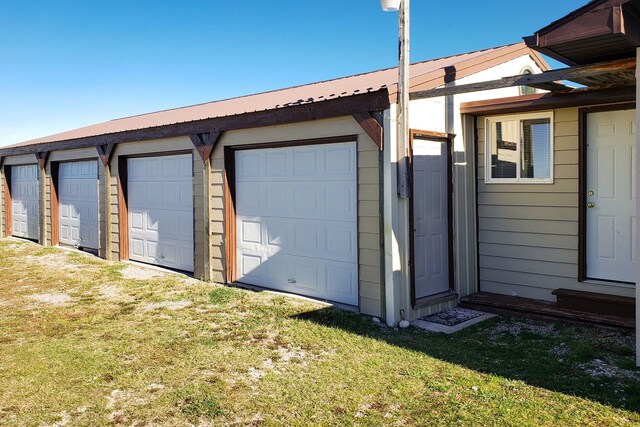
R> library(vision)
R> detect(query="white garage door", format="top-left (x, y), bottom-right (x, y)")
top-left (11, 165), bottom-right (39, 240)
top-left (127, 154), bottom-right (194, 272)
top-left (59, 161), bottom-right (99, 250)
top-left (235, 142), bottom-right (358, 306)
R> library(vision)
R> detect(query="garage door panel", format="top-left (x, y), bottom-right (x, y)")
top-left (58, 161), bottom-right (99, 250)
top-left (130, 238), bottom-right (145, 258)
top-left (236, 142), bottom-right (357, 305)
top-left (128, 154), bottom-right (194, 272)
top-left (325, 145), bottom-right (355, 176)
top-left (326, 264), bottom-right (357, 301)
top-left (237, 215), bottom-right (356, 263)
top-left (238, 181), bottom-right (354, 222)
top-left (265, 151), bottom-right (287, 177)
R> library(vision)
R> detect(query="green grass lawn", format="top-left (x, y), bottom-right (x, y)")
top-left (0, 238), bottom-right (638, 426)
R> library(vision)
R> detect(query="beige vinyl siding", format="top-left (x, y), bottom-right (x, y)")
top-left (108, 137), bottom-right (205, 277)
top-left (477, 106), bottom-right (634, 301)
top-left (209, 116), bottom-right (383, 317)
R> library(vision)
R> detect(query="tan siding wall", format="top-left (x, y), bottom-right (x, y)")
top-left (3, 154), bottom-right (36, 166)
top-left (209, 116), bottom-right (383, 317)
top-left (477, 107), bottom-right (634, 301)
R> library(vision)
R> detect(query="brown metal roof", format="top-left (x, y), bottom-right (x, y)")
top-left (3, 42), bottom-right (543, 153)
top-left (525, 0), bottom-right (640, 65)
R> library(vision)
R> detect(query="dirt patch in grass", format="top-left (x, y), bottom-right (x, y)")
top-left (21, 254), bottom-right (80, 272)
top-left (120, 264), bottom-right (170, 280)
top-left (27, 292), bottom-right (72, 305)
top-left (98, 285), bottom-right (120, 299)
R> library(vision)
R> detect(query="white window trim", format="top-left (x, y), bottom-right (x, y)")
top-left (485, 111), bottom-right (554, 184)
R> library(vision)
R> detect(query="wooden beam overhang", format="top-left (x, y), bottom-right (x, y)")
top-left (96, 143), bottom-right (116, 167)
top-left (460, 85), bottom-right (636, 116)
top-left (524, 0), bottom-right (640, 66)
top-left (410, 58), bottom-right (636, 100)
top-left (0, 91), bottom-right (390, 158)
top-left (189, 130), bottom-right (222, 162)
top-left (352, 112), bottom-right (383, 150)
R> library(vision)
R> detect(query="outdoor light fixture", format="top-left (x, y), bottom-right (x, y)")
top-left (380, 0), bottom-right (401, 11)
top-left (381, 0), bottom-right (410, 198)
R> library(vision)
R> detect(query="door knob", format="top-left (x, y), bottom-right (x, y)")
top-left (587, 202), bottom-right (595, 208)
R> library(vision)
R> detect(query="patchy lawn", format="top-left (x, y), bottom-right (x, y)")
top-left (0, 239), bottom-right (638, 426)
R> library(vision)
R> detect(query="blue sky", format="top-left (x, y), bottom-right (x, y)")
top-left (0, 0), bottom-right (586, 147)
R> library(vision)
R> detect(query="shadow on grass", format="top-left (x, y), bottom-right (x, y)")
top-left (293, 307), bottom-right (640, 413)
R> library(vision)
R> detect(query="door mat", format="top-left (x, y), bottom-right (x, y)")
top-left (414, 308), bottom-right (497, 334)
top-left (420, 307), bottom-right (486, 326)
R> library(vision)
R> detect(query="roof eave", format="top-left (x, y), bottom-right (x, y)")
top-left (0, 90), bottom-right (390, 158)
top-left (460, 85), bottom-right (636, 116)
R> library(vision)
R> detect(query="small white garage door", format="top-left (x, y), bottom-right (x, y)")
top-left (235, 142), bottom-right (358, 306)
top-left (127, 154), bottom-right (194, 272)
top-left (11, 165), bottom-right (39, 240)
top-left (59, 161), bottom-right (99, 250)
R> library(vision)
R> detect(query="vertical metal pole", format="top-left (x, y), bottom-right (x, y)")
top-left (635, 47), bottom-right (640, 367)
top-left (397, 0), bottom-right (410, 198)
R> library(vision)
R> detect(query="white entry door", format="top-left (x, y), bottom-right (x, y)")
top-left (58, 161), bottom-right (99, 249)
top-left (127, 154), bottom-right (194, 272)
top-left (11, 165), bottom-right (39, 240)
top-left (412, 137), bottom-right (450, 299)
top-left (235, 142), bottom-right (358, 306)
top-left (586, 109), bottom-right (636, 282)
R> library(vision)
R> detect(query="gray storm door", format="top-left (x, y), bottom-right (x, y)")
top-left (412, 136), bottom-right (452, 300)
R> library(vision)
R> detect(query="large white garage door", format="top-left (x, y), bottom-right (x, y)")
top-left (11, 165), bottom-right (39, 240)
top-left (235, 142), bottom-right (358, 305)
top-left (59, 161), bottom-right (99, 250)
top-left (127, 154), bottom-right (194, 272)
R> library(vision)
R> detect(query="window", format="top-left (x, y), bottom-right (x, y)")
top-left (485, 112), bottom-right (553, 183)
top-left (519, 68), bottom-right (537, 96)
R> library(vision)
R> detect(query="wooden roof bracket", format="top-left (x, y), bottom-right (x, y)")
top-left (352, 111), bottom-right (383, 150)
top-left (96, 143), bottom-right (116, 167)
top-left (189, 130), bottom-right (222, 162)
top-left (35, 151), bottom-right (49, 170)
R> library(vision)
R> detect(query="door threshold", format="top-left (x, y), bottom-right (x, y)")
top-left (414, 290), bottom-right (458, 309)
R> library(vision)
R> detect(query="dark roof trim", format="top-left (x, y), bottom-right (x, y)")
top-left (0, 90), bottom-right (389, 157)
top-left (460, 85), bottom-right (635, 116)
top-left (525, 0), bottom-right (640, 65)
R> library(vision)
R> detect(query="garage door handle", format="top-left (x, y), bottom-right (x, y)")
top-left (287, 279), bottom-right (296, 284)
